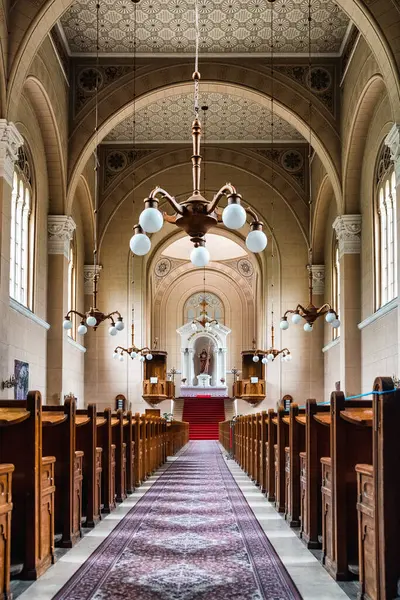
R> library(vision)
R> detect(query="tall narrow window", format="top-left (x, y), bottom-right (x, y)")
top-left (333, 237), bottom-right (340, 339)
top-left (67, 235), bottom-right (77, 339)
top-left (9, 147), bottom-right (33, 308)
top-left (376, 146), bottom-right (397, 308)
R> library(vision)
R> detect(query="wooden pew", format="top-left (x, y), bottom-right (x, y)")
top-left (356, 377), bottom-right (400, 600)
top-left (0, 393), bottom-right (55, 580)
top-left (285, 403), bottom-right (305, 528)
top-left (275, 406), bottom-right (289, 513)
top-left (0, 463), bottom-right (14, 599)
top-left (266, 409), bottom-right (277, 502)
top-left (324, 392), bottom-right (372, 580)
top-left (42, 398), bottom-right (82, 548)
top-left (112, 410), bottom-right (127, 503)
top-left (134, 413), bottom-right (141, 487)
top-left (76, 404), bottom-right (101, 528)
top-left (124, 411), bottom-right (134, 495)
top-left (299, 399), bottom-right (331, 549)
top-left (96, 408), bottom-right (116, 514)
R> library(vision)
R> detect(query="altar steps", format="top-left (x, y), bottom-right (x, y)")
top-left (182, 398), bottom-right (226, 440)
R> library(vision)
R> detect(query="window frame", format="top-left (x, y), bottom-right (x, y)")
top-left (375, 145), bottom-right (397, 310)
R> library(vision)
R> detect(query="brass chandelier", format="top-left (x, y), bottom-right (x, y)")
top-left (63, 1), bottom-right (124, 337)
top-left (113, 324), bottom-right (153, 362)
top-left (129, 0), bottom-right (268, 267)
top-left (252, 321), bottom-right (292, 364)
top-left (279, 0), bottom-right (339, 334)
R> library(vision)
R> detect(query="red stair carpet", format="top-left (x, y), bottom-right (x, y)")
top-left (182, 398), bottom-right (226, 440)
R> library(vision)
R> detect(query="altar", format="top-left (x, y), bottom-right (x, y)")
top-left (176, 320), bottom-right (231, 398)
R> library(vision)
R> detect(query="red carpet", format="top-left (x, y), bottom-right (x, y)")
top-left (182, 398), bottom-right (226, 440)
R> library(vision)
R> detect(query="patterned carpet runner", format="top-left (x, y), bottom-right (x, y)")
top-left (54, 441), bottom-right (301, 600)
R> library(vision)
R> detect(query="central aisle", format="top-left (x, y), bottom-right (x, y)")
top-left (52, 441), bottom-right (300, 600)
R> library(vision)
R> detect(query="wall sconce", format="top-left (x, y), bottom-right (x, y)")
top-left (1, 375), bottom-right (17, 390)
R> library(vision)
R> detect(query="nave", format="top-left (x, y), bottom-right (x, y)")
top-left (16, 441), bottom-right (350, 600)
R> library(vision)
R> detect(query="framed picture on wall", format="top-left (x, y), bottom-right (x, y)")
top-left (14, 360), bottom-right (29, 400)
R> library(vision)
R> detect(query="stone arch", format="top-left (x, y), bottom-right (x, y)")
top-left (7, 0), bottom-right (400, 125)
top-left (97, 146), bottom-right (309, 251)
top-left (67, 78), bottom-right (343, 214)
top-left (313, 174), bottom-right (335, 264)
top-left (23, 76), bottom-right (66, 213)
top-left (343, 75), bottom-right (389, 213)
top-left (73, 174), bottom-right (95, 263)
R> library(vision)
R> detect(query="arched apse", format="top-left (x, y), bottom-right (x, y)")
top-left (67, 80), bottom-right (343, 217)
top-left (6, 0), bottom-right (400, 124)
top-left (343, 75), bottom-right (390, 214)
top-left (23, 76), bottom-right (66, 214)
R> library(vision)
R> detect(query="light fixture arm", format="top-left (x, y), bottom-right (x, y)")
top-left (147, 186), bottom-right (184, 215)
top-left (207, 183), bottom-right (238, 214)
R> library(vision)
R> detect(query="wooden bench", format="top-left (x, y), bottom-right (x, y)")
top-left (0, 393), bottom-right (55, 580)
top-left (76, 404), bottom-right (101, 528)
top-left (285, 403), bottom-right (305, 527)
top-left (266, 409), bottom-right (277, 502)
top-left (96, 409), bottom-right (116, 514)
top-left (42, 398), bottom-right (82, 549)
top-left (0, 463), bottom-right (14, 599)
top-left (111, 410), bottom-right (127, 504)
top-left (275, 406), bottom-right (289, 513)
top-left (123, 411), bottom-right (134, 495)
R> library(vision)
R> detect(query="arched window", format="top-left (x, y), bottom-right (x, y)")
top-left (376, 146), bottom-right (397, 308)
top-left (332, 237), bottom-right (340, 339)
top-left (9, 147), bottom-right (33, 308)
top-left (67, 234), bottom-right (77, 338)
top-left (184, 292), bottom-right (224, 325)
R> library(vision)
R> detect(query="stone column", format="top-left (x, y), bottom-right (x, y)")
top-left (308, 265), bottom-right (325, 400)
top-left (384, 124), bottom-right (400, 376)
top-left (47, 215), bottom-right (76, 404)
top-left (333, 215), bottom-right (362, 396)
top-left (0, 121), bottom-right (23, 391)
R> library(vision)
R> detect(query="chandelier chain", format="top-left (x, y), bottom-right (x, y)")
top-left (308, 0), bottom-right (313, 266)
top-left (270, 0), bottom-right (275, 322)
top-left (93, 1), bottom-right (100, 274)
top-left (131, 0), bottom-right (137, 207)
top-left (194, 0), bottom-right (200, 116)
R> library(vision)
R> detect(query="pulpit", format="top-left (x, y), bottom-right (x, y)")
top-left (142, 351), bottom-right (175, 404)
top-left (233, 350), bottom-right (266, 404)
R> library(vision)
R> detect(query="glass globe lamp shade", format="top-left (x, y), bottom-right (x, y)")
top-left (139, 207), bottom-right (164, 234)
top-left (267, 353), bottom-right (275, 362)
top-left (63, 319), bottom-right (73, 330)
top-left (292, 312), bottom-right (303, 325)
top-left (86, 315), bottom-right (97, 327)
top-left (246, 229), bottom-right (267, 253)
top-left (332, 318), bottom-right (340, 329)
top-left (252, 355), bottom-right (260, 363)
top-left (139, 355), bottom-right (145, 362)
top-left (304, 322), bottom-right (313, 332)
top-left (77, 323), bottom-right (87, 335)
top-left (115, 319), bottom-right (124, 331)
top-left (280, 319), bottom-right (289, 330)
top-left (130, 351), bottom-right (138, 359)
top-left (285, 353), bottom-right (293, 361)
top-left (113, 352), bottom-right (118, 359)
top-left (130, 232), bottom-right (151, 256)
top-left (215, 323), bottom-right (220, 329)
top-left (325, 311), bottom-right (336, 324)
top-left (190, 245), bottom-right (210, 267)
top-left (109, 325), bottom-right (118, 336)
top-left (205, 322), bottom-right (210, 329)
top-left (119, 354), bottom-right (124, 362)
top-left (222, 203), bottom-right (246, 230)
top-left (191, 323), bottom-right (197, 332)
top-left (261, 357), bottom-right (268, 365)
top-left (146, 353), bottom-right (153, 361)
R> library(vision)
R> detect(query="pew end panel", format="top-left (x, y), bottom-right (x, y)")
top-left (76, 405), bottom-right (100, 528)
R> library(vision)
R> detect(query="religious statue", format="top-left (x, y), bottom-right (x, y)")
top-left (199, 348), bottom-right (210, 374)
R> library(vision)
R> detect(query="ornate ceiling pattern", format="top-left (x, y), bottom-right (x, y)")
top-left (60, 0), bottom-right (349, 55)
top-left (103, 91), bottom-right (304, 142)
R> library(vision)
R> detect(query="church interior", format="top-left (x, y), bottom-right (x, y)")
top-left (0, 0), bottom-right (400, 598)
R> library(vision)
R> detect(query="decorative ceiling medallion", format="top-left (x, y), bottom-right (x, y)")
top-left (106, 150), bottom-right (127, 173)
top-left (102, 147), bottom-right (157, 190)
top-left (105, 91), bottom-right (303, 143)
top-left (77, 67), bottom-right (103, 93)
top-left (61, 0), bottom-right (349, 55)
top-left (305, 67), bottom-right (332, 94)
top-left (237, 258), bottom-right (254, 277)
top-left (280, 149), bottom-right (304, 173)
top-left (155, 258), bottom-right (172, 278)
top-left (74, 64), bottom-right (136, 115)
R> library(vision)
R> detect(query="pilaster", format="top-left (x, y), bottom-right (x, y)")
top-left (47, 215), bottom-right (76, 404)
top-left (84, 264), bottom-right (102, 295)
top-left (333, 215), bottom-right (362, 397)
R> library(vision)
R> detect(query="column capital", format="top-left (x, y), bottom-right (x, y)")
top-left (332, 215), bottom-right (362, 258)
top-left (48, 215), bottom-right (76, 258)
top-left (84, 264), bottom-right (103, 294)
top-left (0, 120), bottom-right (24, 186)
top-left (307, 264), bottom-right (325, 295)
top-left (385, 123), bottom-right (400, 186)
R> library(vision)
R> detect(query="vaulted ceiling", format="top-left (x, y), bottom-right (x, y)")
top-left (103, 90), bottom-right (304, 143)
top-left (59, 0), bottom-right (349, 56)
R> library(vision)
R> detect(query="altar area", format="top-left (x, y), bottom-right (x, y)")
top-left (176, 321), bottom-right (231, 398)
